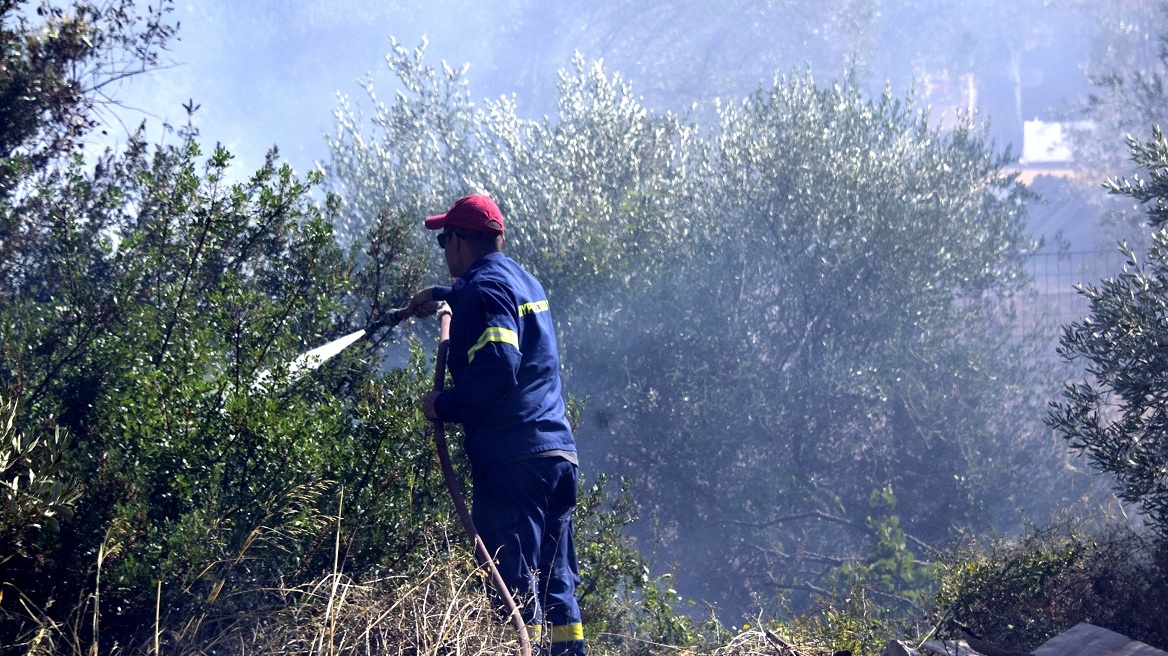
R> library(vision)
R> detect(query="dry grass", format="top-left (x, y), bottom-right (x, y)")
top-left (601, 626), bottom-right (842, 656)
top-left (196, 544), bottom-right (519, 655)
top-left (183, 552), bottom-right (842, 656)
top-left (8, 537), bottom-right (520, 656)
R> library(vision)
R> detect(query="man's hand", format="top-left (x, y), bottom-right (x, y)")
top-left (406, 287), bottom-right (440, 318)
top-left (422, 390), bottom-right (441, 421)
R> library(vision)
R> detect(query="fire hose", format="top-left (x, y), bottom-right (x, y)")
top-left (431, 308), bottom-right (533, 656)
top-left (256, 306), bottom-right (532, 653)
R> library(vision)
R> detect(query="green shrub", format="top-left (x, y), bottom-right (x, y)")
top-left (0, 129), bottom-right (438, 650)
top-left (935, 522), bottom-right (1168, 651)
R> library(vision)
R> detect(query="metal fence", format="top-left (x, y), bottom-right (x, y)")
top-left (1025, 250), bottom-right (1129, 326)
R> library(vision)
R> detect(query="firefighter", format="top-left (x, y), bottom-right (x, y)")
top-left (404, 194), bottom-right (586, 656)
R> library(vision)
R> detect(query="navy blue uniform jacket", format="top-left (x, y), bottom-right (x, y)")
top-left (432, 252), bottom-right (576, 467)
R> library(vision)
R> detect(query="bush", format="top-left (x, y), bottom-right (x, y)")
top-left (0, 130), bottom-right (441, 650)
top-left (934, 522), bottom-right (1168, 651)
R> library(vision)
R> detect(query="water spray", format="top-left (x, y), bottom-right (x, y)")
top-left (252, 307), bottom-right (410, 392)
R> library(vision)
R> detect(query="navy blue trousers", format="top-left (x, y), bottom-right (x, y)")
top-left (473, 456), bottom-right (586, 656)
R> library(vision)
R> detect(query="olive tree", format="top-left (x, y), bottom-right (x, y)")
top-left (587, 74), bottom-right (1068, 612)
top-left (1048, 126), bottom-right (1168, 536)
top-left (327, 44), bottom-right (1073, 616)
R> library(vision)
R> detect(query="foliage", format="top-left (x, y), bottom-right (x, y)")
top-left (1069, 1), bottom-right (1168, 183)
top-left (607, 71), bottom-right (1057, 615)
top-left (8, 3), bottom-right (1150, 650)
top-left (0, 0), bottom-right (175, 193)
top-left (934, 522), bottom-right (1168, 652)
top-left (785, 588), bottom-right (920, 656)
top-left (0, 60), bottom-right (458, 643)
top-left (1048, 126), bottom-right (1168, 536)
top-left (327, 41), bottom-right (1075, 617)
top-left (0, 393), bottom-right (80, 565)
top-left (826, 487), bottom-right (943, 620)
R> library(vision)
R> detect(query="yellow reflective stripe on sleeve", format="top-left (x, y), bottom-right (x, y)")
top-left (527, 624), bottom-right (543, 641)
top-left (466, 326), bottom-right (519, 363)
top-left (518, 299), bottom-right (549, 316)
top-left (550, 622), bottom-right (584, 643)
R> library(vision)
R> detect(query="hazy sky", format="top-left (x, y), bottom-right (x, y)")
top-left (107, 1), bottom-right (514, 176)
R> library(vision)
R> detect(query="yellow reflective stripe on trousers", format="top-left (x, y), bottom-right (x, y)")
top-left (466, 326), bottom-right (519, 363)
top-left (550, 622), bottom-right (584, 642)
top-left (527, 624), bottom-right (543, 641)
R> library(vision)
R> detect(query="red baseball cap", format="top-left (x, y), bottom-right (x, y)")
top-left (424, 194), bottom-right (505, 234)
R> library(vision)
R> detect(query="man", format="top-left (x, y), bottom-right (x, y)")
top-left (404, 194), bottom-right (586, 656)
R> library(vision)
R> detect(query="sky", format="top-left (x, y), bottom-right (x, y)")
top-left (106, 1), bottom-right (513, 177)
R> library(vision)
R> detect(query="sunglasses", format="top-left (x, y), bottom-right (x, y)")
top-left (437, 231), bottom-right (458, 249)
